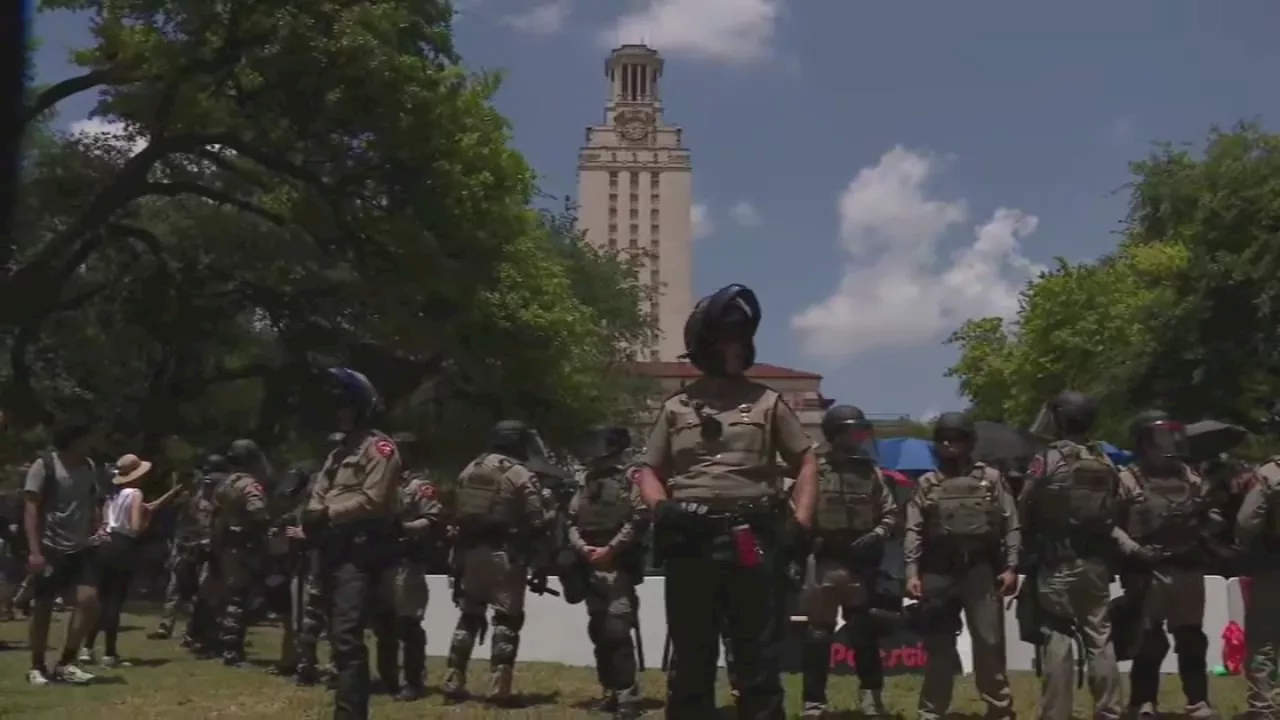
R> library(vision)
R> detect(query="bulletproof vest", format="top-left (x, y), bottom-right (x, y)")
top-left (454, 453), bottom-right (517, 528)
top-left (665, 384), bottom-right (780, 499)
top-left (926, 465), bottom-right (1001, 539)
top-left (815, 460), bottom-right (880, 534)
top-left (176, 482), bottom-right (218, 543)
top-left (398, 473), bottom-right (433, 522)
top-left (214, 472), bottom-right (255, 531)
top-left (1126, 466), bottom-right (1201, 543)
top-left (575, 469), bottom-right (631, 541)
top-left (1036, 442), bottom-right (1118, 533)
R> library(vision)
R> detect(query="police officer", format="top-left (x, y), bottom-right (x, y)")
top-left (443, 419), bottom-right (550, 705)
top-left (801, 404), bottom-right (900, 718)
top-left (632, 283), bottom-right (818, 720)
top-left (1115, 411), bottom-right (1220, 720)
top-left (1020, 391), bottom-right (1123, 720)
top-left (293, 432), bottom-right (346, 686)
top-left (567, 425), bottom-right (651, 720)
top-left (372, 432), bottom-right (442, 702)
top-left (213, 440), bottom-right (271, 667)
top-left (1235, 456), bottom-right (1280, 718)
top-left (301, 367), bottom-right (402, 720)
top-left (903, 412), bottom-right (1018, 720)
top-left (151, 454), bottom-right (224, 646)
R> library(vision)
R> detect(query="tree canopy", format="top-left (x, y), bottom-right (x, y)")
top-left (3, 0), bottom-right (654, 471)
top-left (946, 122), bottom-right (1280, 447)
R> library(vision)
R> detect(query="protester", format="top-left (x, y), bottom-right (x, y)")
top-left (23, 419), bottom-right (102, 685)
top-left (81, 454), bottom-right (164, 667)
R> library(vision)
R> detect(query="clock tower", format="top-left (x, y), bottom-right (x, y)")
top-left (576, 45), bottom-right (693, 362)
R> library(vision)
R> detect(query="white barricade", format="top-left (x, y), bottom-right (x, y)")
top-left (423, 574), bottom-right (1242, 675)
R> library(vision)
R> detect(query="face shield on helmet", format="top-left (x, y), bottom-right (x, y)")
top-left (932, 412), bottom-right (975, 461)
top-left (683, 284), bottom-right (760, 376)
top-left (577, 425), bottom-right (631, 465)
top-left (1135, 419), bottom-right (1189, 468)
top-left (1028, 402), bottom-right (1056, 438)
top-left (831, 419), bottom-right (878, 461)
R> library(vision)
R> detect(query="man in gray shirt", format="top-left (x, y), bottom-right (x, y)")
top-left (23, 419), bottom-right (103, 686)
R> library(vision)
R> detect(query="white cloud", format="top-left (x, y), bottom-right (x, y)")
top-left (68, 117), bottom-right (148, 157)
top-left (601, 0), bottom-right (782, 65)
top-left (501, 0), bottom-right (570, 35)
top-left (919, 409), bottom-right (941, 423)
top-left (691, 203), bottom-right (712, 240)
top-left (791, 146), bottom-right (1045, 360)
top-left (728, 200), bottom-right (762, 227)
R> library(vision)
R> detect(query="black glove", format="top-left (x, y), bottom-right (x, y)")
top-left (1130, 544), bottom-right (1164, 564)
top-left (654, 500), bottom-right (693, 531)
top-left (850, 531), bottom-right (883, 553)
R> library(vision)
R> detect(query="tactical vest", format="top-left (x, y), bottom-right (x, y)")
top-left (1035, 442), bottom-right (1118, 533)
top-left (454, 453), bottom-right (517, 528)
top-left (576, 470), bottom-right (631, 544)
top-left (665, 385), bottom-right (780, 500)
top-left (1126, 466), bottom-right (1200, 543)
top-left (815, 461), bottom-right (880, 534)
top-left (177, 483), bottom-right (217, 544)
top-left (926, 466), bottom-right (1001, 539)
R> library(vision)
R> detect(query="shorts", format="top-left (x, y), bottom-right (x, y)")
top-left (32, 547), bottom-right (99, 601)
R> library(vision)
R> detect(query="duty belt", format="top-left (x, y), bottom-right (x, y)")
top-left (920, 542), bottom-right (997, 571)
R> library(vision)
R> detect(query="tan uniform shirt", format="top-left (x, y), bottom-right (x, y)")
top-left (903, 463), bottom-right (1020, 580)
top-left (638, 376), bottom-right (813, 501)
top-left (307, 431), bottom-right (402, 525)
top-left (399, 471), bottom-right (442, 536)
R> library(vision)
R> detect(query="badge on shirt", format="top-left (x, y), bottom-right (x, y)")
top-left (738, 404), bottom-right (752, 419)
top-left (417, 484), bottom-right (435, 500)
top-left (374, 440), bottom-right (395, 458)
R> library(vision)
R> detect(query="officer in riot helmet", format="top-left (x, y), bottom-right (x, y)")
top-left (903, 412), bottom-right (1018, 720)
top-left (1115, 411), bottom-right (1220, 720)
top-left (802, 404), bottom-right (899, 717)
top-left (631, 283), bottom-right (818, 719)
top-left (567, 424), bottom-right (650, 719)
top-left (1030, 390), bottom-right (1099, 439)
top-left (301, 367), bottom-right (402, 719)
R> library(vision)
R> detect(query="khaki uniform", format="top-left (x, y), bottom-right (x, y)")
top-left (640, 376), bottom-right (814, 719)
top-left (1116, 463), bottom-right (1217, 718)
top-left (373, 471), bottom-right (442, 695)
top-left (443, 452), bottom-right (547, 700)
top-left (904, 462), bottom-right (1018, 720)
top-left (1237, 459), bottom-right (1280, 719)
top-left (800, 457), bottom-right (899, 716)
top-left (211, 472), bottom-right (269, 662)
top-left (1019, 441), bottom-right (1123, 720)
top-left (306, 430), bottom-right (403, 719)
top-left (566, 464), bottom-right (650, 710)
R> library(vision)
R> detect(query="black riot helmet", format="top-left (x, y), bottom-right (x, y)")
top-left (202, 453), bottom-right (230, 474)
top-left (489, 419), bottom-right (532, 461)
top-left (1029, 390), bottom-right (1098, 438)
top-left (1130, 410), bottom-right (1188, 472)
top-left (821, 405), bottom-right (877, 461)
top-left (322, 366), bottom-right (383, 427)
top-left (578, 425), bottom-right (631, 464)
top-left (226, 439), bottom-right (268, 478)
top-left (932, 412), bottom-right (976, 462)
top-left (682, 284), bottom-right (761, 377)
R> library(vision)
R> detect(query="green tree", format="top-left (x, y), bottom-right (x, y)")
top-left (6, 0), bottom-right (653, 466)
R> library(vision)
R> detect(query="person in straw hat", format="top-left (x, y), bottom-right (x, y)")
top-left (80, 454), bottom-right (183, 667)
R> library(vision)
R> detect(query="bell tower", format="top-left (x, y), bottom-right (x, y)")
top-left (576, 45), bottom-right (693, 362)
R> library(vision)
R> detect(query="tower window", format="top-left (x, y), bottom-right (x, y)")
top-left (609, 172), bottom-right (618, 189)
top-left (608, 223), bottom-right (617, 233)
top-left (650, 174), bottom-right (660, 190)
top-left (650, 224), bottom-right (660, 237)
top-left (629, 208), bottom-right (638, 220)
top-left (650, 193), bottom-right (660, 205)
top-left (629, 223), bottom-right (639, 236)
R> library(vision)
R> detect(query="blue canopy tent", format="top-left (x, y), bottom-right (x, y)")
top-left (875, 437), bottom-right (936, 474)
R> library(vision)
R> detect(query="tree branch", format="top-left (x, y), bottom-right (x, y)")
top-left (139, 181), bottom-right (289, 227)
top-left (23, 69), bottom-right (127, 127)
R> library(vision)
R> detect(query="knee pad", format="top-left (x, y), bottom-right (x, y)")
top-left (1171, 626), bottom-right (1207, 656)
top-left (805, 623), bottom-right (835, 644)
top-left (600, 615), bottom-right (632, 644)
top-left (494, 611), bottom-right (525, 633)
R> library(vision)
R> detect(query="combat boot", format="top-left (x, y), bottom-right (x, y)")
top-left (294, 665), bottom-right (320, 687)
top-left (394, 685), bottom-right (426, 702)
top-left (801, 701), bottom-right (826, 718)
top-left (859, 689), bottom-right (889, 717)
top-left (442, 667), bottom-right (467, 702)
top-left (591, 690), bottom-right (618, 713)
top-left (613, 686), bottom-right (640, 720)
top-left (1130, 702), bottom-right (1158, 719)
top-left (487, 665), bottom-right (515, 706)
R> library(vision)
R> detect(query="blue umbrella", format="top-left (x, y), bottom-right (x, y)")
top-left (875, 437), bottom-right (937, 473)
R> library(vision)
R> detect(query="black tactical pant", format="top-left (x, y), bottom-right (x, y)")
top-left (664, 550), bottom-right (786, 719)
top-left (317, 537), bottom-right (383, 720)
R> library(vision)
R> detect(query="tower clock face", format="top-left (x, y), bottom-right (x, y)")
top-left (622, 121), bottom-right (648, 141)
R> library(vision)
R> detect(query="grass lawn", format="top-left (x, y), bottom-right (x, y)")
top-left (0, 612), bottom-right (1251, 718)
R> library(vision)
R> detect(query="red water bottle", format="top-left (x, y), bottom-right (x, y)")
top-left (1222, 621), bottom-right (1245, 675)
top-left (732, 524), bottom-right (762, 568)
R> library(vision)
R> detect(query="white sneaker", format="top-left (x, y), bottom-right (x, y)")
top-left (27, 668), bottom-right (51, 686)
top-left (100, 655), bottom-right (132, 668)
top-left (52, 664), bottom-right (95, 684)
top-left (77, 648), bottom-right (94, 664)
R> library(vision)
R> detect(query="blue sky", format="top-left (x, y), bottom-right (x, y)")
top-left (32, 0), bottom-right (1280, 420)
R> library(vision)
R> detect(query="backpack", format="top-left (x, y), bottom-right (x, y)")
top-left (1037, 442), bottom-right (1118, 532)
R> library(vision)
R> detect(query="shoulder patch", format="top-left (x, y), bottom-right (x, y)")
top-left (374, 440), bottom-right (395, 458)
top-left (1027, 454), bottom-right (1045, 479)
top-left (417, 483), bottom-right (436, 500)
top-left (627, 466), bottom-right (643, 486)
